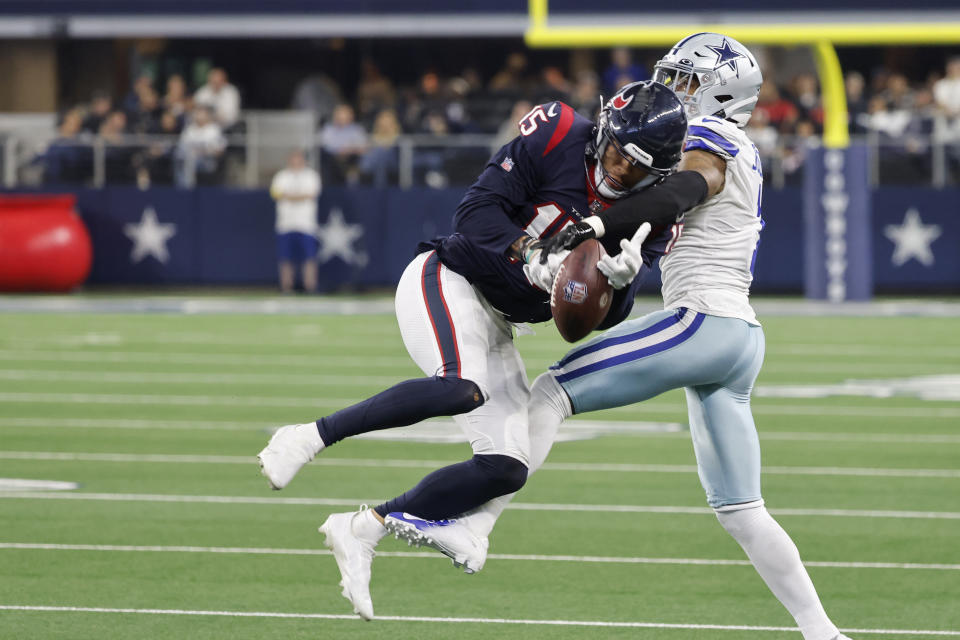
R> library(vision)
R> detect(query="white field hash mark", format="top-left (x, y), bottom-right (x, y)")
top-left (1, 605), bottom-right (958, 636)
top-left (3, 450), bottom-right (960, 479)
top-left (2, 492), bottom-right (959, 520)
top-left (3, 542), bottom-right (959, 571)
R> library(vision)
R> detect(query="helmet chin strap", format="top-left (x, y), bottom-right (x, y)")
top-left (593, 162), bottom-right (658, 200)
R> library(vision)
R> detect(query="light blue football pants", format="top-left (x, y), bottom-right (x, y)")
top-left (550, 307), bottom-right (765, 508)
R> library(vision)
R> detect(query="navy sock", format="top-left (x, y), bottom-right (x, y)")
top-left (374, 454), bottom-right (527, 520)
top-left (315, 376), bottom-right (483, 447)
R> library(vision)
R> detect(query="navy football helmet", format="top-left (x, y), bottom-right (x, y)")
top-left (589, 80), bottom-right (687, 199)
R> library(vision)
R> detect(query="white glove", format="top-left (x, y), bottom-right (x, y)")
top-left (597, 222), bottom-right (652, 289)
top-left (523, 249), bottom-right (570, 292)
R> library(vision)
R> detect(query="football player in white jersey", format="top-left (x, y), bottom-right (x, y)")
top-left (414, 33), bottom-right (853, 640)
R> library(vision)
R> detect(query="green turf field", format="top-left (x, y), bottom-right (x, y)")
top-left (1, 302), bottom-right (958, 639)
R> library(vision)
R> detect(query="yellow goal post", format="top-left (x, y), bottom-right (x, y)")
top-left (525, 0), bottom-right (960, 148)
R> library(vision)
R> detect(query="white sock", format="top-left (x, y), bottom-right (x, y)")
top-left (353, 508), bottom-right (387, 544)
top-left (296, 422), bottom-right (325, 453)
top-left (716, 501), bottom-right (839, 640)
top-left (460, 373), bottom-right (572, 539)
top-left (527, 372), bottom-right (573, 473)
top-left (459, 494), bottom-right (513, 538)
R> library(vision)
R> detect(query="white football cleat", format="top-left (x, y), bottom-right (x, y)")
top-left (834, 635), bottom-right (854, 640)
top-left (257, 422), bottom-right (325, 490)
top-left (319, 509), bottom-right (381, 621)
top-left (384, 512), bottom-right (488, 574)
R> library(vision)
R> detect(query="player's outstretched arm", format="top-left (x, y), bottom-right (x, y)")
top-left (592, 150), bottom-right (725, 244)
top-left (538, 149), bottom-right (726, 259)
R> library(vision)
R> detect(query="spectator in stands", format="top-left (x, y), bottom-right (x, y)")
top-left (416, 110), bottom-right (450, 188)
top-left (533, 66), bottom-right (571, 104)
top-left (883, 73), bottom-right (916, 111)
top-left (933, 56), bottom-right (960, 177)
top-left (320, 103), bottom-right (367, 184)
top-left (459, 68), bottom-right (484, 96)
top-left (860, 94), bottom-right (923, 183)
top-left (135, 110), bottom-right (182, 187)
top-left (175, 105), bottom-right (226, 186)
top-left (270, 149), bottom-right (322, 293)
top-left (163, 74), bottom-right (191, 120)
top-left (490, 99), bottom-right (532, 152)
top-left (194, 67), bottom-right (241, 131)
top-left (42, 108), bottom-right (92, 184)
top-left (933, 56), bottom-right (960, 117)
top-left (122, 74), bottom-right (155, 115)
top-left (862, 95), bottom-right (912, 139)
top-left (489, 52), bottom-right (529, 92)
top-left (780, 120), bottom-right (816, 185)
top-left (292, 73), bottom-right (342, 126)
top-left (98, 110), bottom-right (136, 184)
top-left (403, 71), bottom-right (448, 133)
top-left (845, 71), bottom-right (869, 133)
top-left (444, 76), bottom-right (475, 133)
top-left (356, 59), bottom-right (397, 123)
top-left (82, 92), bottom-right (113, 135)
top-left (128, 87), bottom-right (162, 134)
top-left (359, 108), bottom-right (402, 187)
top-left (569, 69), bottom-right (600, 118)
top-left (745, 107), bottom-right (779, 168)
top-left (602, 47), bottom-right (649, 96)
top-left (755, 82), bottom-right (799, 134)
top-left (788, 72), bottom-right (823, 131)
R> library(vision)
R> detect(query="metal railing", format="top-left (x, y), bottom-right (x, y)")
top-left (3, 115), bottom-right (960, 190)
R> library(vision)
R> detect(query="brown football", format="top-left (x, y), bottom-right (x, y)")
top-left (550, 238), bottom-right (613, 343)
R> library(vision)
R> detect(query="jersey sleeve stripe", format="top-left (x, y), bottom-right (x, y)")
top-left (686, 125), bottom-right (740, 156)
top-left (542, 103), bottom-right (575, 157)
top-left (684, 137), bottom-right (735, 158)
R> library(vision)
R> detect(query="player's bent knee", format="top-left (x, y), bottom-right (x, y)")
top-left (714, 499), bottom-right (766, 540)
top-left (474, 454), bottom-right (528, 495)
top-left (434, 376), bottom-right (485, 414)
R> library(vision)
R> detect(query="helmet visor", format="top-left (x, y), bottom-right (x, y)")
top-left (653, 63), bottom-right (698, 97)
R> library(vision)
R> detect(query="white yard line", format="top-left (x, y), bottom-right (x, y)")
top-left (2, 542), bottom-right (958, 571)
top-left (0, 604), bottom-right (957, 635)
top-left (773, 344), bottom-right (960, 358)
top-left (2, 294), bottom-right (960, 317)
top-left (0, 392), bottom-right (359, 408)
top-left (0, 349), bottom-right (414, 369)
top-left (3, 450), bottom-right (959, 479)
top-left (1, 391), bottom-right (958, 419)
top-left (4, 417), bottom-right (959, 445)
top-left (758, 431), bottom-right (960, 445)
top-left (0, 369), bottom-right (402, 387)
top-left (4, 364), bottom-right (960, 387)
top-left (1, 491), bottom-right (957, 520)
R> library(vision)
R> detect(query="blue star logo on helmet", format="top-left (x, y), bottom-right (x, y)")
top-left (706, 39), bottom-right (746, 77)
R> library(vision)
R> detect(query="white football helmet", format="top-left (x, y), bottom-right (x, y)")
top-left (653, 32), bottom-right (763, 128)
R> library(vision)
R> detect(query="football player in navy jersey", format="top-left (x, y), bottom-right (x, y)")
top-left (256, 81), bottom-right (688, 620)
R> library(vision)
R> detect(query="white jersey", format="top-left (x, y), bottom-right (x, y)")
top-left (660, 115), bottom-right (764, 325)
top-left (271, 167), bottom-right (321, 234)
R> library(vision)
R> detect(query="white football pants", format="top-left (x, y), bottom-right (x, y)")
top-left (395, 251), bottom-right (531, 466)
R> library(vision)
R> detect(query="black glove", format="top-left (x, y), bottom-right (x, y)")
top-left (538, 221), bottom-right (596, 263)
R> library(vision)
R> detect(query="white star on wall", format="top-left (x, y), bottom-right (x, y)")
top-left (883, 208), bottom-right (942, 267)
top-left (316, 208), bottom-right (368, 267)
top-left (123, 207), bottom-right (177, 264)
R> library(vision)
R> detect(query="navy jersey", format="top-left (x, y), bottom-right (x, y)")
top-left (419, 101), bottom-right (672, 326)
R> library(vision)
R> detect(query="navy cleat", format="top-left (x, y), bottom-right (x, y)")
top-left (384, 512), bottom-right (488, 574)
